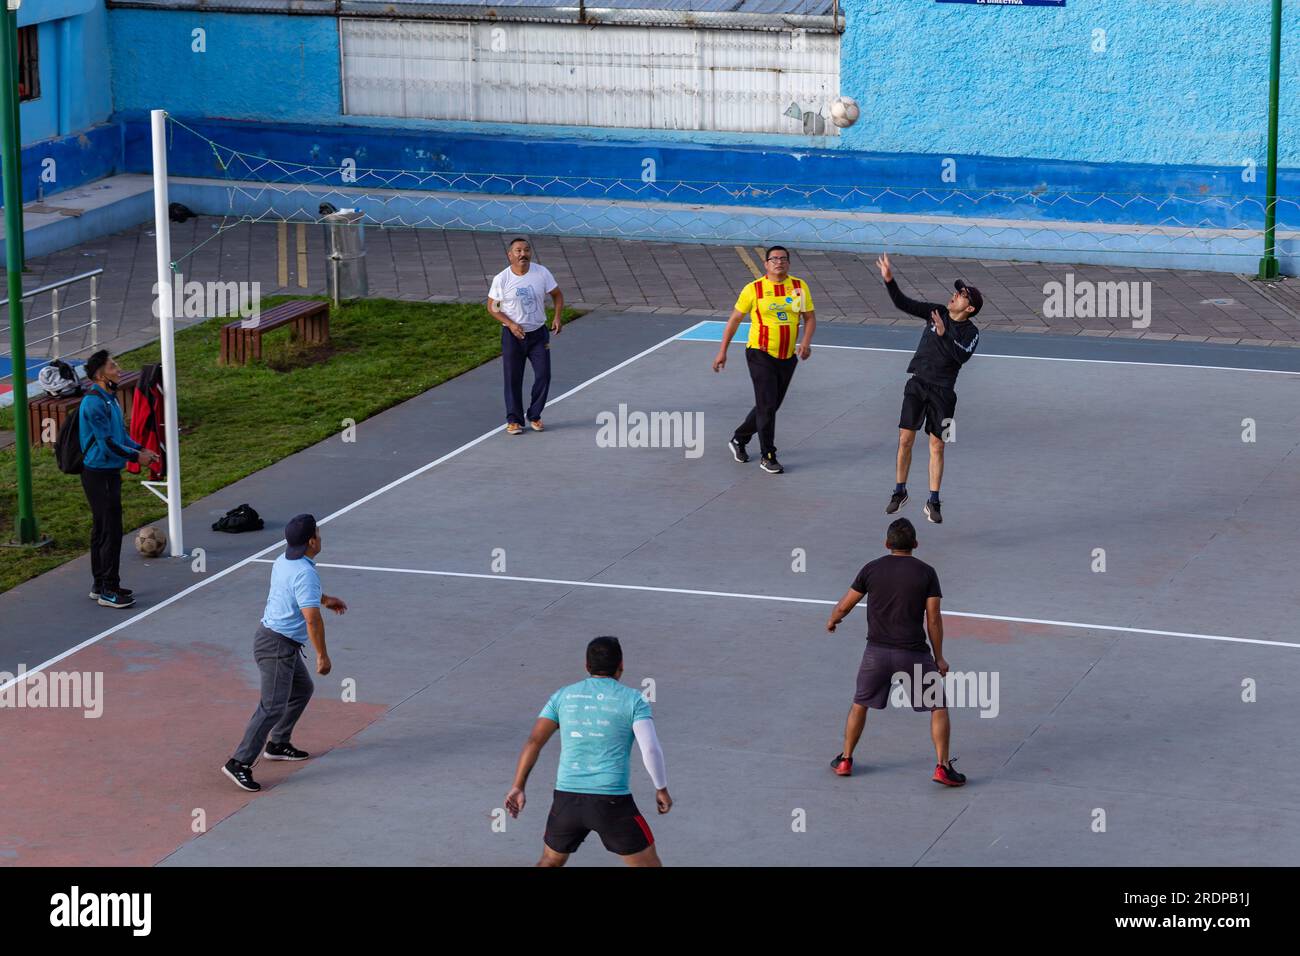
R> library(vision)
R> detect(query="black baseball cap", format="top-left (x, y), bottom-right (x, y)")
top-left (954, 280), bottom-right (983, 316)
top-left (285, 513), bottom-right (318, 560)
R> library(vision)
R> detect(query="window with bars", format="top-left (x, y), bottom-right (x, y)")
top-left (18, 25), bottom-right (39, 102)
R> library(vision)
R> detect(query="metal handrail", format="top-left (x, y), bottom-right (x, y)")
top-left (0, 269), bottom-right (104, 380)
top-left (6, 293), bottom-right (97, 323)
top-left (0, 268), bottom-right (103, 308)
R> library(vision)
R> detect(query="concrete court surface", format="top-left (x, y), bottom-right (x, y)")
top-left (3, 312), bottom-right (1300, 866)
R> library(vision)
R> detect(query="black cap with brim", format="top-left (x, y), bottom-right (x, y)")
top-left (285, 513), bottom-right (317, 560)
top-left (954, 279), bottom-right (983, 316)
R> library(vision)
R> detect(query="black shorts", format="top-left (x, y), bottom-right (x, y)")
top-left (853, 643), bottom-right (946, 711)
top-left (544, 791), bottom-right (654, 856)
top-left (899, 376), bottom-right (957, 439)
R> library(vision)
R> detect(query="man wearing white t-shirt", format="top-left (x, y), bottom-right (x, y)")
top-left (487, 238), bottom-right (564, 435)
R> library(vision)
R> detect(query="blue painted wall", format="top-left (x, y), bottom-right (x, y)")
top-left (105, 4), bottom-right (1299, 171)
top-left (11, 4), bottom-right (1296, 271)
top-left (109, 10), bottom-right (341, 122)
top-left (840, 0), bottom-right (1300, 168)
top-left (117, 114), bottom-right (1297, 233)
top-left (0, 0), bottom-right (117, 205)
top-left (16, 0), bottom-right (113, 145)
top-left (20, 123), bottom-right (120, 202)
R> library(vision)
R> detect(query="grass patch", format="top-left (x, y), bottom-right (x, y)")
top-left (0, 297), bottom-right (579, 593)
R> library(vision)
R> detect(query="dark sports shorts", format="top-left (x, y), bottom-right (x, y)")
top-left (544, 791), bottom-right (654, 856)
top-left (853, 643), bottom-right (946, 711)
top-left (899, 376), bottom-right (957, 439)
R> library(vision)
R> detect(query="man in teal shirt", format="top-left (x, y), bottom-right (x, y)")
top-left (506, 636), bottom-right (672, 866)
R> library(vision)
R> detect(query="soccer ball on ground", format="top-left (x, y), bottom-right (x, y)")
top-left (136, 526), bottom-right (167, 558)
top-left (829, 96), bottom-right (860, 129)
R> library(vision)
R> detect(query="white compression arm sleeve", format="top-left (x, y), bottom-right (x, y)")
top-left (632, 719), bottom-right (668, 790)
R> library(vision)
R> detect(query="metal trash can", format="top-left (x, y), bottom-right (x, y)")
top-left (323, 209), bottom-right (368, 306)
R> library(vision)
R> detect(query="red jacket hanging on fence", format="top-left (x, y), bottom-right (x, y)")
top-left (126, 363), bottom-right (166, 480)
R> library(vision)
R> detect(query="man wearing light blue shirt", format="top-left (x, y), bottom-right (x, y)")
top-left (222, 513), bottom-right (348, 792)
top-left (505, 636), bottom-right (672, 866)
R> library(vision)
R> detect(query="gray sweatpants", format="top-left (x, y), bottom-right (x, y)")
top-left (232, 624), bottom-right (315, 765)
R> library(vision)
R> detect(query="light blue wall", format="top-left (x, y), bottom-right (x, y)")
top-left (109, 10), bottom-right (341, 121)
top-left (106, 5), bottom-right (1299, 171)
top-left (15, 0), bottom-right (113, 145)
top-left (840, 0), bottom-right (1300, 167)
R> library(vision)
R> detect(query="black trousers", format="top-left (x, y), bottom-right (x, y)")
top-left (734, 348), bottom-right (798, 458)
top-left (80, 467), bottom-right (124, 593)
top-left (502, 325), bottom-right (551, 425)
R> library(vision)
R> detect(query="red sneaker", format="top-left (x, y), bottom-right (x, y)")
top-left (830, 753), bottom-right (853, 777)
top-left (933, 758), bottom-right (967, 787)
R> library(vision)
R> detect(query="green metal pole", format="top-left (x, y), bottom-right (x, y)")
top-left (8, 7), bottom-right (21, 268)
top-left (1259, 0), bottom-right (1283, 280)
top-left (0, 4), bottom-right (38, 545)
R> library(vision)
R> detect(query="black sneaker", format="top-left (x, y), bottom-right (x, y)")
top-left (933, 758), bottom-right (966, 787)
top-left (222, 758), bottom-right (261, 792)
top-left (830, 753), bottom-right (853, 777)
top-left (89, 587), bottom-right (133, 600)
top-left (264, 740), bottom-right (310, 761)
top-left (923, 499), bottom-right (942, 524)
top-left (728, 437), bottom-right (750, 463)
top-left (97, 591), bottom-right (136, 609)
top-left (760, 453), bottom-right (784, 474)
top-left (886, 491), bottom-right (908, 514)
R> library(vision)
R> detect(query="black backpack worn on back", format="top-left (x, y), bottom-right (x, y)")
top-left (54, 396), bottom-right (97, 475)
top-left (212, 503), bottom-right (264, 533)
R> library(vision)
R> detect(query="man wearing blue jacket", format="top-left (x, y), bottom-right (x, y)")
top-left (80, 350), bottom-right (160, 609)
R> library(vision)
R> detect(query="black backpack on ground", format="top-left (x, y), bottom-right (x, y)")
top-left (212, 503), bottom-right (264, 533)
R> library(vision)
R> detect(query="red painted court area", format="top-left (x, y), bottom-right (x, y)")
top-left (0, 636), bottom-right (385, 866)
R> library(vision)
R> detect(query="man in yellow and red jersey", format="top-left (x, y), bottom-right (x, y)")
top-left (711, 245), bottom-right (816, 474)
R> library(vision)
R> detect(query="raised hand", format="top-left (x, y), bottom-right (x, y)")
top-left (876, 252), bottom-right (893, 283)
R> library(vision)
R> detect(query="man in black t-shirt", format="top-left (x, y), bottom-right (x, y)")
top-left (875, 252), bottom-right (981, 525)
top-left (824, 518), bottom-right (966, 786)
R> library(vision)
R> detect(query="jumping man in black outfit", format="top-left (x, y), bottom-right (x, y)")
top-left (876, 252), bottom-right (981, 524)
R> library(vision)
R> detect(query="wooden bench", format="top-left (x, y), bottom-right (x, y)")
top-left (28, 370), bottom-right (141, 448)
top-left (220, 300), bottom-right (330, 366)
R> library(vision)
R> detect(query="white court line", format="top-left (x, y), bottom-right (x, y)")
top-left (0, 321), bottom-right (709, 694)
top-left (682, 326), bottom-right (1300, 375)
top-left (253, 560), bottom-right (1300, 651)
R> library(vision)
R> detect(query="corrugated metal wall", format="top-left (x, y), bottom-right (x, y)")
top-left (341, 19), bottom-right (840, 134)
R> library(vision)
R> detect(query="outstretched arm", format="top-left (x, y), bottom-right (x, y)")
top-left (505, 718), bottom-right (559, 817)
top-left (633, 719), bottom-right (668, 789)
top-left (633, 719), bottom-right (673, 814)
top-left (827, 587), bottom-right (866, 632)
top-left (876, 252), bottom-right (942, 321)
